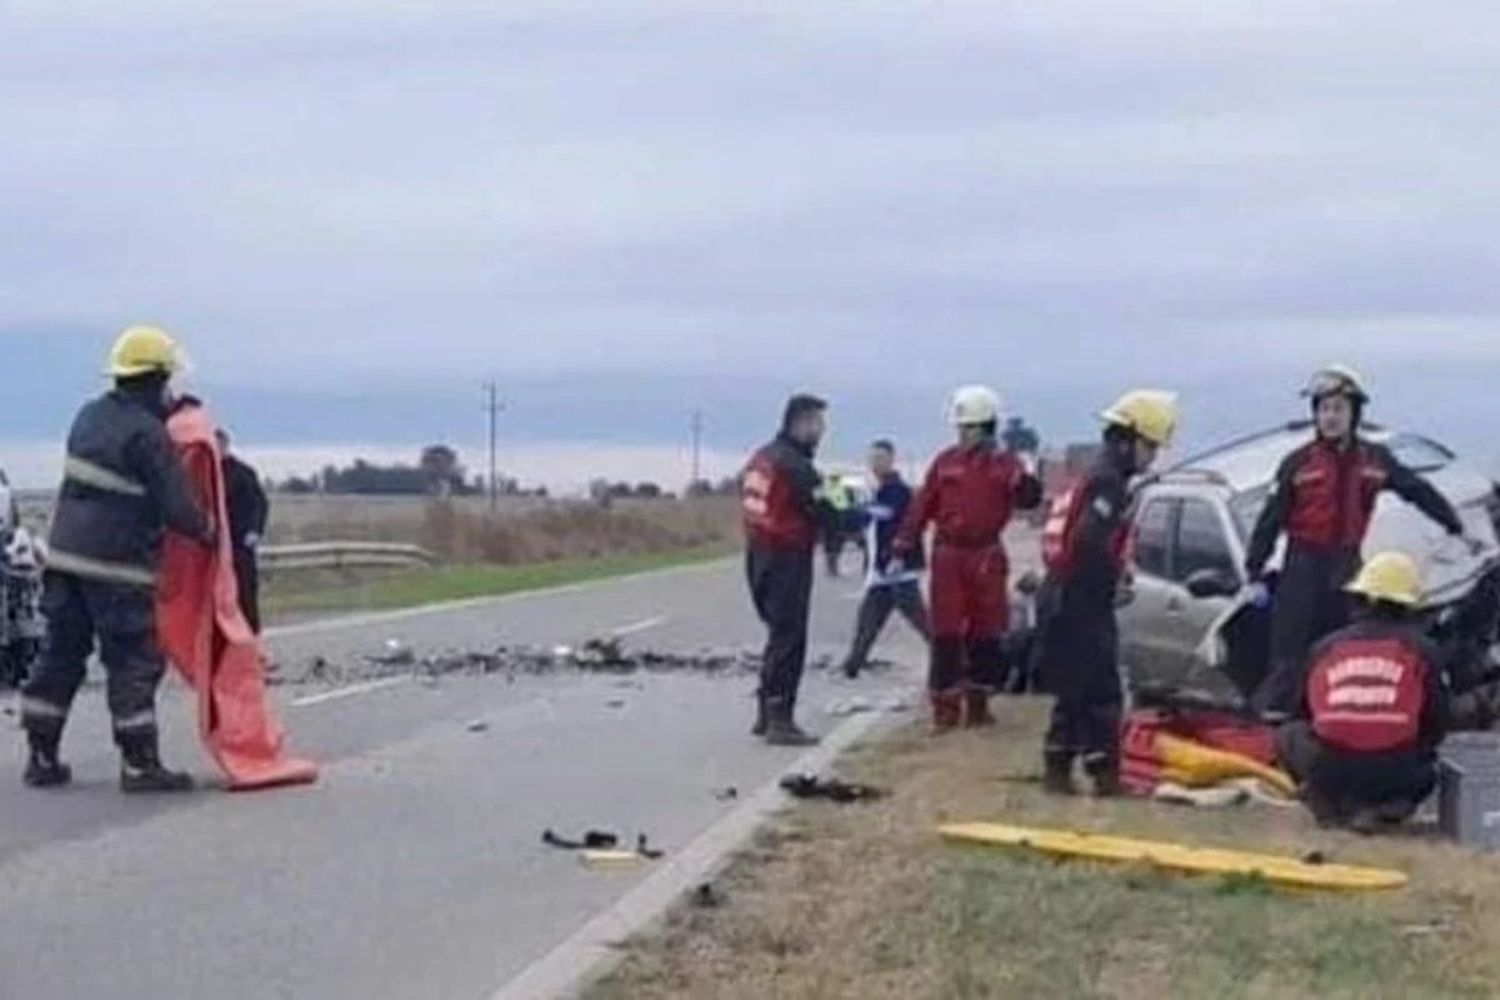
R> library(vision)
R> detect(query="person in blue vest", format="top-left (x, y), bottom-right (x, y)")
top-left (841, 440), bottom-right (930, 678)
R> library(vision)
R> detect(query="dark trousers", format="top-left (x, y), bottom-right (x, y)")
top-left (747, 545), bottom-right (815, 705)
top-left (21, 571), bottom-right (165, 749)
top-left (1277, 721), bottom-right (1436, 823)
top-left (1045, 696), bottom-right (1123, 770)
top-left (1255, 548), bottom-right (1358, 715)
top-left (1037, 585), bottom-right (1123, 768)
top-left (844, 581), bottom-right (929, 672)
top-left (233, 546), bottom-right (261, 634)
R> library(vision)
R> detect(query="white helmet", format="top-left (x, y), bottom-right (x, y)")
top-left (5, 528), bottom-right (38, 572)
top-left (947, 385), bottom-right (1003, 427)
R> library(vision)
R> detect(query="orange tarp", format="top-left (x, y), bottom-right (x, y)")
top-left (157, 403), bottom-right (318, 791)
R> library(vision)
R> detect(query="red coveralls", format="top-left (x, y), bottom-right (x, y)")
top-left (897, 443), bottom-right (1041, 727)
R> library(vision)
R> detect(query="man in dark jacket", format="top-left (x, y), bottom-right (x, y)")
top-left (1036, 390), bottom-right (1177, 796)
top-left (1246, 365), bottom-right (1481, 717)
top-left (21, 327), bottom-right (215, 793)
top-left (1277, 552), bottom-right (1449, 831)
top-left (742, 394), bottom-right (835, 746)
top-left (841, 440), bottom-right (929, 679)
top-left (217, 430), bottom-right (270, 633)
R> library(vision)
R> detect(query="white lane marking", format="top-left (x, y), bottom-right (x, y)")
top-left (491, 708), bottom-right (894, 1000)
top-left (265, 558), bottom-right (731, 640)
top-left (609, 615), bottom-right (668, 638)
top-left (290, 675), bottom-right (410, 708)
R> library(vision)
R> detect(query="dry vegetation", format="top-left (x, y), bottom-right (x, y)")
top-left (593, 698), bottom-right (1500, 1000)
top-left (267, 495), bottom-right (740, 564)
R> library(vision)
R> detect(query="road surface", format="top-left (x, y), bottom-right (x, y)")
top-left (0, 555), bottom-right (926, 1000)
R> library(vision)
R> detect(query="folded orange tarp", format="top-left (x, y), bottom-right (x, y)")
top-left (157, 403), bottom-right (319, 791)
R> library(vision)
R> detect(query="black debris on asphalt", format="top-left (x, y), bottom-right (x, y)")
top-left (543, 829), bottom-right (620, 851)
top-left (275, 639), bottom-right (769, 687)
top-left (779, 774), bottom-right (887, 804)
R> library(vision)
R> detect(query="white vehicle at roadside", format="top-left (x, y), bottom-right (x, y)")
top-left (1117, 423), bottom-right (1500, 703)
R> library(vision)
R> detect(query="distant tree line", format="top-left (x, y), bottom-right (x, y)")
top-left (275, 445), bottom-right (546, 498)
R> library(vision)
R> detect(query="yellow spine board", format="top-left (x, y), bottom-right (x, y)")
top-left (940, 823), bottom-right (1407, 893)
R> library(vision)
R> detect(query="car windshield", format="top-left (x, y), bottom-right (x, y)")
top-left (1386, 433), bottom-right (1454, 473)
top-left (1229, 486), bottom-right (1268, 541)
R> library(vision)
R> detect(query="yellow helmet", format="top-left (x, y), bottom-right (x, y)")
top-left (1302, 364), bottom-right (1369, 403)
top-left (106, 326), bottom-right (182, 378)
top-left (1100, 389), bottom-right (1178, 446)
top-left (1346, 551), bottom-right (1422, 607)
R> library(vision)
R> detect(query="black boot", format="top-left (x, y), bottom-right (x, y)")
top-left (23, 732), bottom-right (72, 789)
top-left (1084, 753), bottom-right (1122, 799)
top-left (763, 696), bottom-right (820, 747)
top-left (751, 695), bottom-right (769, 737)
top-left (1042, 750), bottom-right (1076, 796)
top-left (119, 732), bottom-right (194, 794)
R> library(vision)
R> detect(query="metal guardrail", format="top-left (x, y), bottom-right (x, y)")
top-left (258, 542), bottom-right (438, 573)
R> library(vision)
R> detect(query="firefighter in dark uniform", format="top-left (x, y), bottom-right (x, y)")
top-left (742, 394), bottom-right (837, 747)
top-left (1037, 390), bottom-right (1178, 796)
top-left (1245, 365), bottom-right (1481, 717)
top-left (896, 386), bottom-right (1043, 732)
top-left (21, 327), bottom-right (215, 792)
top-left (1277, 552), bottom-right (1449, 831)
top-left (217, 429), bottom-right (270, 633)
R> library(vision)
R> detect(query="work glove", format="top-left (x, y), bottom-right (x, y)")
top-left (1241, 581), bottom-right (1272, 610)
top-left (886, 557), bottom-right (907, 576)
top-left (243, 532), bottom-right (261, 551)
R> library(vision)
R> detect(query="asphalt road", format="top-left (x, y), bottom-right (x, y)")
top-left (0, 554), bottom-right (926, 1000)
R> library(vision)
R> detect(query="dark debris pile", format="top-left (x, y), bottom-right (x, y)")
top-left (269, 636), bottom-right (829, 687)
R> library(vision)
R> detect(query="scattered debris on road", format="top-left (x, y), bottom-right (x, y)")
top-left (714, 787), bottom-right (739, 802)
top-left (372, 639), bottom-right (415, 666)
top-left (275, 638), bottom-right (769, 688)
top-left (543, 829), bottom-right (620, 851)
top-left (467, 720), bottom-right (491, 733)
top-left (824, 695), bottom-right (913, 718)
top-left (780, 774), bottom-right (887, 804)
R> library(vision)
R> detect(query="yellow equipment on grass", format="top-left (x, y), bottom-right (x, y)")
top-left (940, 822), bottom-right (1407, 893)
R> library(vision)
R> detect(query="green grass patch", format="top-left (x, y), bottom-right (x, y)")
top-left (263, 543), bottom-right (734, 621)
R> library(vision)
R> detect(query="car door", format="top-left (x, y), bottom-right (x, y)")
top-left (1166, 497), bottom-right (1245, 693)
top-left (1117, 495), bottom-right (1180, 690)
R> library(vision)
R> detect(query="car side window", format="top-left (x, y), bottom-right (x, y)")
top-left (1176, 499), bottom-right (1237, 582)
top-left (1133, 498), bottom-right (1175, 579)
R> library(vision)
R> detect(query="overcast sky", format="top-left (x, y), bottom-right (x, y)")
top-left (3, 2), bottom-right (1498, 490)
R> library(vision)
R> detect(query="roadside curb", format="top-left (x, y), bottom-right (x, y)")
top-left (490, 708), bottom-right (897, 1000)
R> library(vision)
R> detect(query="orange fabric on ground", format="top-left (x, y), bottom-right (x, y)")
top-left (157, 404), bottom-right (318, 791)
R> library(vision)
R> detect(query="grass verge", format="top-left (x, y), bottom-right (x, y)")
top-left (263, 543), bottom-right (734, 621)
top-left (591, 698), bottom-right (1500, 1000)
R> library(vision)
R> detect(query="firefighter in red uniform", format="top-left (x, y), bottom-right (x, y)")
top-left (895, 386), bottom-right (1042, 732)
top-left (742, 394), bottom-right (837, 747)
top-left (1276, 552), bottom-right (1449, 831)
top-left (1246, 365), bottom-right (1481, 717)
top-left (1036, 390), bottom-right (1178, 796)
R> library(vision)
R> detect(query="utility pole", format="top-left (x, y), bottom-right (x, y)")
top-left (483, 381), bottom-right (504, 514)
top-left (690, 408), bottom-right (704, 489)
